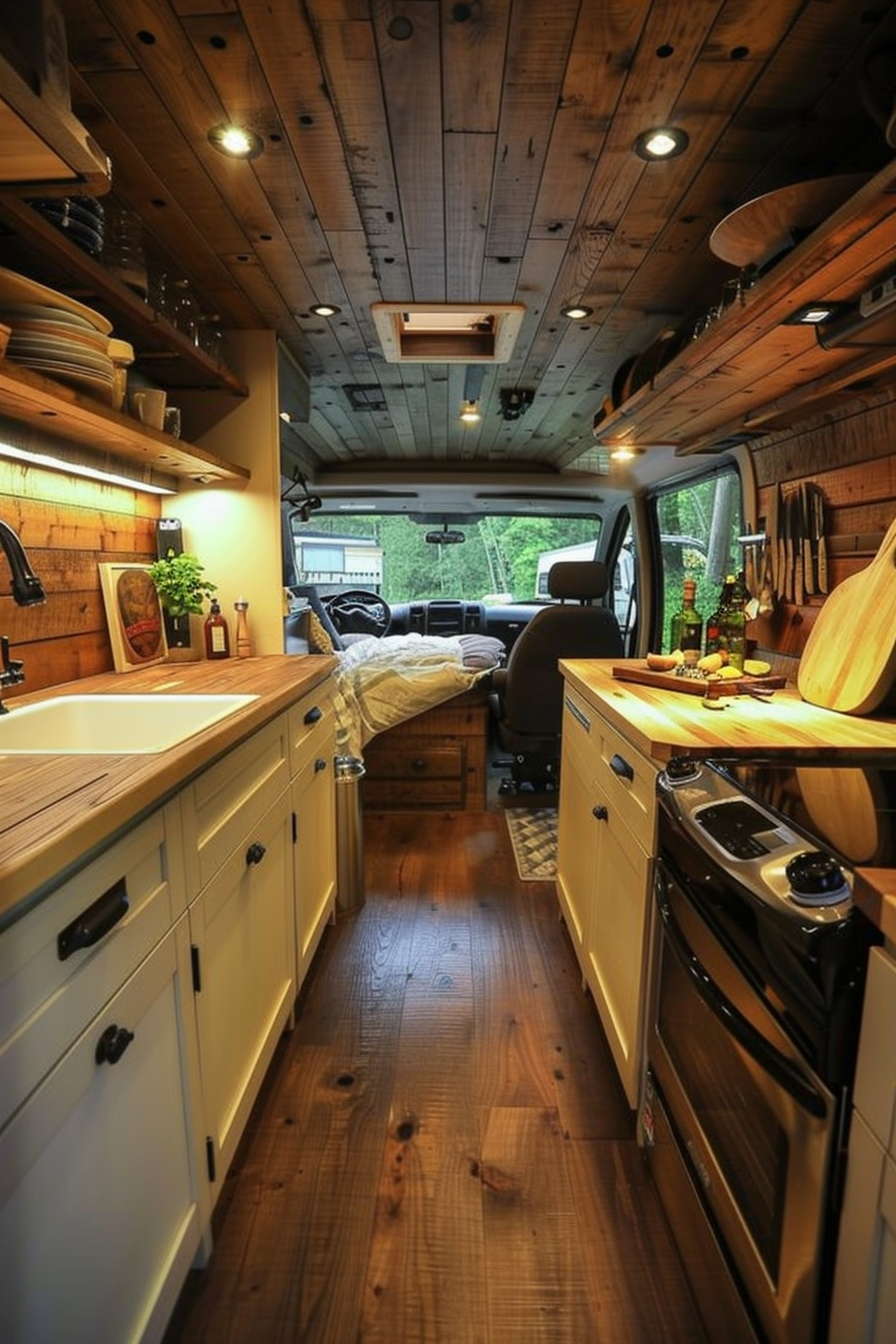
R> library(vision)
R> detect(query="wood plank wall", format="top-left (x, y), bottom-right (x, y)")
top-left (748, 388), bottom-right (896, 677)
top-left (0, 424), bottom-right (160, 698)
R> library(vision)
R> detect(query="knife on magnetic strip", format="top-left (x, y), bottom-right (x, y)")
top-left (801, 483), bottom-right (815, 596)
top-left (811, 483), bottom-right (829, 593)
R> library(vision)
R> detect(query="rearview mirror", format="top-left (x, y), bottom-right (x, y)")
top-left (425, 528), bottom-right (466, 545)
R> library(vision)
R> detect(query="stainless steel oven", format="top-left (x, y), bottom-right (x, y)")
top-left (642, 758), bottom-right (883, 1344)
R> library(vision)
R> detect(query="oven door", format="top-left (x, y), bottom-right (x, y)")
top-left (648, 857), bottom-right (838, 1344)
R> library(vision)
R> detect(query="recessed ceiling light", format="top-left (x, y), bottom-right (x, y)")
top-left (208, 124), bottom-right (264, 159)
top-left (633, 127), bottom-right (689, 161)
top-left (460, 401), bottom-right (481, 423)
top-left (310, 303), bottom-right (341, 317)
top-left (561, 304), bottom-right (594, 320)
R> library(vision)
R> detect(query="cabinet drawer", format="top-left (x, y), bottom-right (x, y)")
top-left (364, 743), bottom-right (463, 780)
top-left (0, 800), bottom-right (185, 1131)
top-left (287, 686), bottom-right (334, 778)
top-left (364, 777), bottom-right (464, 808)
top-left (182, 712), bottom-right (290, 891)
top-left (597, 717), bottom-right (657, 851)
top-left (562, 689), bottom-right (601, 788)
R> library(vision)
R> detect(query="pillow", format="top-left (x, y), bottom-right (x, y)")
top-left (457, 634), bottom-right (505, 669)
top-left (307, 608), bottom-right (336, 654)
top-left (287, 584), bottom-right (345, 652)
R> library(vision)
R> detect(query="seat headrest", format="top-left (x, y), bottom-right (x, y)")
top-left (548, 560), bottom-right (609, 601)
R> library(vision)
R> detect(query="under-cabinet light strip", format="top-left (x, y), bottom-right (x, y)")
top-left (0, 441), bottom-right (177, 495)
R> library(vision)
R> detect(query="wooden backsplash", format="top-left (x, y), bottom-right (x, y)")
top-left (0, 448), bottom-right (160, 698)
top-left (749, 387), bottom-right (896, 669)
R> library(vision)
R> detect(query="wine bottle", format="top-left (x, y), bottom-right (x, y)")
top-left (204, 597), bottom-right (230, 659)
top-left (669, 578), bottom-right (703, 660)
top-left (721, 571), bottom-right (750, 671)
top-left (705, 577), bottom-right (734, 656)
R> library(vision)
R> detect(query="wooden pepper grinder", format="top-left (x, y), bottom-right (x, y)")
top-left (234, 597), bottom-right (252, 658)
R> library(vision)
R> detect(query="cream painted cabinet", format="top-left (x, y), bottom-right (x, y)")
top-left (0, 805), bottom-right (207, 1344)
top-left (288, 690), bottom-right (336, 987)
top-left (182, 712), bottom-right (295, 1203)
top-left (829, 946), bottom-right (896, 1343)
top-left (556, 684), bottom-right (658, 1108)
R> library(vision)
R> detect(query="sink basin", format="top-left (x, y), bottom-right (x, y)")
top-left (0, 693), bottom-right (259, 755)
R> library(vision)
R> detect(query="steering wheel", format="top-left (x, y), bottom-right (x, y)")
top-left (323, 589), bottom-right (392, 638)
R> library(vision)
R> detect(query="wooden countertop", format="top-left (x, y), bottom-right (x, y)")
top-left (561, 659), bottom-right (896, 762)
top-left (0, 655), bottom-right (336, 925)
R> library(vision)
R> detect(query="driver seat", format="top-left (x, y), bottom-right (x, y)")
top-left (490, 561), bottom-right (623, 791)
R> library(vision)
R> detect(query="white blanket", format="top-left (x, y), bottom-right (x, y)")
top-left (331, 633), bottom-right (499, 757)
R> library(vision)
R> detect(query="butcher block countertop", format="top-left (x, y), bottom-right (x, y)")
top-left (0, 655), bottom-right (336, 925)
top-left (561, 659), bottom-right (896, 762)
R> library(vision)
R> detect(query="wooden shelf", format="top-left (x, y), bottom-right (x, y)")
top-left (0, 358), bottom-right (250, 486)
top-left (0, 197), bottom-right (249, 396)
top-left (592, 161), bottom-right (896, 455)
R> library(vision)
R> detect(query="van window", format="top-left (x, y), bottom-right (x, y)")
top-left (652, 470), bottom-right (743, 652)
top-left (290, 513), bottom-right (600, 604)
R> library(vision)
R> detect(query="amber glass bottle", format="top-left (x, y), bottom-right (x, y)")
top-left (204, 598), bottom-right (230, 659)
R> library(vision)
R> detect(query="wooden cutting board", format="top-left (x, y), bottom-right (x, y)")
top-left (797, 516), bottom-right (896, 714)
top-left (612, 665), bottom-right (786, 698)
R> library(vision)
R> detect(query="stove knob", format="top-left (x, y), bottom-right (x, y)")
top-left (785, 851), bottom-right (848, 902)
top-left (664, 756), bottom-right (700, 782)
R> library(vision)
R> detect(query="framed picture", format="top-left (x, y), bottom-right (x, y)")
top-left (98, 562), bottom-right (168, 672)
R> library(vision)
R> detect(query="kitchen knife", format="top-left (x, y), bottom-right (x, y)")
top-left (793, 488), bottom-right (804, 605)
top-left (766, 484), bottom-right (780, 600)
top-left (813, 484), bottom-right (829, 593)
top-left (783, 489), bottom-right (793, 603)
top-left (801, 483), bottom-right (815, 596)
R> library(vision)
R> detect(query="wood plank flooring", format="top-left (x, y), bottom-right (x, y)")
top-left (163, 807), bottom-right (710, 1344)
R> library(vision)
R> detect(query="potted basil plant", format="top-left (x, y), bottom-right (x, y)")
top-left (147, 553), bottom-right (217, 660)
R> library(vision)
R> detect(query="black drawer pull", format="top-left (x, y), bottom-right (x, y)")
top-left (592, 805), bottom-right (608, 822)
top-left (304, 705), bottom-right (323, 725)
top-left (411, 758), bottom-right (428, 771)
top-left (57, 877), bottom-right (129, 962)
top-left (95, 1024), bottom-right (135, 1066)
top-left (314, 757), bottom-right (328, 773)
top-left (609, 752), bottom-right (634, 782)
top-left (246, 841), bottom-right (267, 866)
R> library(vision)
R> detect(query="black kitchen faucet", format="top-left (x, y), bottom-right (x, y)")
top-left (0, 518), bottom-right (46, 714)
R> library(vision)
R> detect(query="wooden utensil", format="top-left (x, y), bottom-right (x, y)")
top-left (612, 665), bottom-right (786, 697)
top-left (766, 485), bottom-right (780, 600)
top-left (797, 515), bottom-right (896, 713)
top-left (801, 484), bottom-right (815, 596)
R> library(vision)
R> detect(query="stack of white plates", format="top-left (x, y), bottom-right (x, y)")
top-left (0, 267), bottom-right (116, 405)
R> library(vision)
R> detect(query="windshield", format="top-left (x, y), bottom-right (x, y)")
top-left (289, 514), bottom-right (601, 605)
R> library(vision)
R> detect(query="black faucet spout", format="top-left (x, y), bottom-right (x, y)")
top-left (0, 518), bottom-right (46, 606)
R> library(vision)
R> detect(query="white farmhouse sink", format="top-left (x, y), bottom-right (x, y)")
top-left (0, 693), bottom-right (258, 755)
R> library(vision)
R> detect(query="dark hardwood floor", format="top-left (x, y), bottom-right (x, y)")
top-left (163, 801), bottom-right (710, 1344)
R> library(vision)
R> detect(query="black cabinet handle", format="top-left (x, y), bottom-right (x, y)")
top-left (304, 705), bottom-right (323, 725)
top-left (592, 804), bottom-right (608, 821)
top-left (609, 752), bottom-right (634, 782)
top-left (314, 757), bottom-right (328, 773)
top-left (57, 877), bottom-right (129, 961)
top-left (411, 758), bottom-right (428, 772)
top-left (95, 1024), bottom-right (135, 1066)
top-left (246, 841), bottom-right (267, 866)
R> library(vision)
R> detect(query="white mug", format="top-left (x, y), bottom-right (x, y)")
top-left (130, 388), bottom-right (167, 430)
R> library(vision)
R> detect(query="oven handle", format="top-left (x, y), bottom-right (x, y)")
top-left (657, 887), bottom-right (828, 1120)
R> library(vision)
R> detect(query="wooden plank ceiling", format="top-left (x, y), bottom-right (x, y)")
top-left (55, 0), bottom-right (896, 482)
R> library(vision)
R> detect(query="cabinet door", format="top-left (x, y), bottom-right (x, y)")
top-left (0, 918), bottom-right (205, 1344)
top-left (189, 792), bottom-right (294, 1200)
top-left (292, 749), bottom-right (336, 986)
top-left (556, 693), bottom-right (600, 964)
top-left (584, 810), bottom-right (651, 1108)
top-left (829, 1112), bottom-right (896, 1344)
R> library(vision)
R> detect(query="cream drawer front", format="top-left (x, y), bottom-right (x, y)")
top-left (182, 712), bottom-right (290, 891)
top-left (0, 919), bottom-right (203, 1344)
top-left (0, 799), bottom-right (185, 1130)
top-left (287, 687), bottom-right (334, 778)
top-left (597, 717), bottom-right (657, 851)
top-left (854, 947), bottom-right (896, 1149)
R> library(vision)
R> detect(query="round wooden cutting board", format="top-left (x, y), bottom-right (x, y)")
top-left (709, 174), bottom-right (870, 270)
top-left (795, 767), bottom-right (885, 865)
